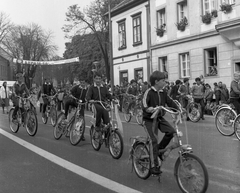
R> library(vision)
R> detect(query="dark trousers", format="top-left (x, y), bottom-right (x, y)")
top-left (64, 99), bottom-right (84, 118)
top-left (230, 98), bottom-right (240, 114)
top-left (94, 103), bottom-right (109, 127)
top-left (12, 97), bottom-right (19, 118)
top-left (194, 98), bottom-right (205, 118)
top-left (42, 97), bottom-right (49, 114)
top-left (144, 117), bottom-right (176, 167)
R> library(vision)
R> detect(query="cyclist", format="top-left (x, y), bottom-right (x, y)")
top-left (41, 78), bottom-right (56, 119)
top-left (230, 72), bottom-right (240, 114)
top-left (191, 77), bottom-right (205, 120)
top-left (63, 79), bottom-right (88, 141)
top-left (86, 72), bottom-right (114, 132)
top-left (12, 73), bottom-right (30, 120)
top-left (125, 79), bottom-right (139, 113)
top-left (142, 71), bottom-right (179, 175)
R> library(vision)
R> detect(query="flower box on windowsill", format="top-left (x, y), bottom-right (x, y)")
top-left (156, 24), bottom-right (166, 37)
top-left (176, 17), bottom-right (188, 32)
top-left (133, 42), bottom-right (142, 47)
top-left (220, 3), bottom-right (233, 14)
top-left (201, 12), bottom-right (212, 24)
top-left (211, 9), bottom-right (218, 17)
top-left (118, 45), bottom-right (127, 50)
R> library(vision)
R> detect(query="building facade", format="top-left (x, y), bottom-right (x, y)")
top-left (0, 47), bottom-right (13, 81)
top-left (111, 0), bottom-right (150, 86)
top-left (150, 0), bottom-right (240, 87)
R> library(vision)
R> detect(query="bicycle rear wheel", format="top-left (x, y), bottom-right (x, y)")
top-left (9, 108), bottom-right (20, 133)
top-left (187, 102), bottom-right (201, 122)
top-left (69, 116), bottom-right (85, 146)
top-left (233, 114), bottom-right (240, 141)
top-left (215, 107), bottom-right (236, 136)
top-left (50, 107), bottom-right (57, 127)
top-left (174, 153), bottom-right (209, 193)
top-left (53, 113), bottom-right (64, 140)
top-left (132, 142), bottom-right (151, 180)
top-left (25, 109), bottom-right (38, 136)
top-left (108, 130), bottom-right (124, 159)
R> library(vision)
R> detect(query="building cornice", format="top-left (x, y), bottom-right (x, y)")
top-left (113, 49), bottom-right (149, 60)
top-left (151, 30), bottom-right (219, 51)
top-left (215, 18), bottom-right (240, 31)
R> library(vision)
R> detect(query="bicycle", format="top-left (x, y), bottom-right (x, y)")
top-left (9, 95), bottom-right (38, 136)
top-left (53, 96), bottom-right (86, 146)
top-left (215, 103), bottom-right (237, 136)
top-left (42, 93), bottom-right (58, 127)
top-left (129, 105), bottom-right (209, 193)
top-left (123, 94), bottom-right (143, 125)
top-left (89, 100), bottom-right (124, 159)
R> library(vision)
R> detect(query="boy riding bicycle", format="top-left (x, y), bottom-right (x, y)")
top-left (142, 71), bottom-right (179, 175)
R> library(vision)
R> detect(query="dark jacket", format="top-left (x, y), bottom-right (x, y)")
top-left (142, 87), bottom-right (179, 120)
top-left (42, 82), bottom-right (56, 96)
top-left (70, 85), bottom-right (87, 102)
top-left (13, 82), bottom-right (29, 97)
top-left (230, 80), bottom-right (240, 98)
top-left (170, 85), bottom-right (180, 100)
top-left (86, 83), bottom-right (113, 102)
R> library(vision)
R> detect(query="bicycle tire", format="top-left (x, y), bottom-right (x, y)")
top-left (42, 112), bottom-right (48, 124)
top-left (53, 112), bottom-right (64, 140)
top-left (233, 114), bottom-right (240, 141)
top-left (132, 142), bottom-right (151, 180)
top-left (69, 116), bottom-right (85, 146)
top-left (187, 102), bottom-right (201, 122)
top-left (215, 107), bottom-right (236, 136)
top-left (90, 125), bottom-right (102, 151)
top-left (174, 153), bottom-right (209, 193)
top-left (108, 130), bottom-right (124, 159)
top-left (25, 109), bottom-right (38, 136)
top-left (124, 104), bottom-right (133, 122)
top-left (136, 108), bottom-right (143, 125)
top-left (9, 108), bottom-right (20, 133)
top-left (50, 107), bottom-right (57, 127)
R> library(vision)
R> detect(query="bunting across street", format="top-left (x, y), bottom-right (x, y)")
top-left (12, 57), bottom-right (80, 65)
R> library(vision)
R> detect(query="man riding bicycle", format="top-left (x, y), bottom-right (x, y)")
top-left (63, 79), bottom-right (88, 140)
top-left (230, 72), bottom-right (240, 114)
top-left (125, 79), bottom-right (139, 113)
top-left (86, 72), bottom-right (114, 132)
top-left (12, 73), bottom-right (30, 120)
top-left (142, 71), bottom-right (179, 175)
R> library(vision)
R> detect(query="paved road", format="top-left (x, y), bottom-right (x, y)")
top-left (0, 108), bottom-right (239, 193)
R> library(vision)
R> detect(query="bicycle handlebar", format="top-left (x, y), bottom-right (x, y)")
top-left (17, 95), bottom-right (32, 100)
top-left (150, 106), bottom-right (179, 119)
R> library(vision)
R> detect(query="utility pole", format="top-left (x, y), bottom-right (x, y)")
top-left (108, 0), bottom-right (114, 93)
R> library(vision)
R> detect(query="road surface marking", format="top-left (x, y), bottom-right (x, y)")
top-left (0, 128), bottom-right (142, 193)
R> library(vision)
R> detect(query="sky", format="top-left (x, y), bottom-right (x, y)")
top-left (0, 0), bottom-right (91, 57)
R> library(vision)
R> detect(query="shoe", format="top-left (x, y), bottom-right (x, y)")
top-left (158, 152), bottom-right (164, 161)
top-left (186, 117), bottom-right (190, 121)
top-left (81, 136), bottom-right (85, 141)
top-left (151, 166), bottom-right (161, 175)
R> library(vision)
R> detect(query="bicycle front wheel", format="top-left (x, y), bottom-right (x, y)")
top-left (53, 113), bottom-right (64, 140)
top-left (174, 153), bottom-right (209, 193)
top-left (124, 104), bottom-right (133, 122)
top-left (42, 112), bottom-right (48, 124)
top-left (9, 108), bottom-right (20, 133)
top-left (90, 125), bottom-right (102, 151)
top-left (187, 102), bottom-right (201, 122)
top-left (108, 130), bottom-right (124, 159)
top-left (132, 142), bottom-right (151, 180)
top-left (233, 114), bottom-right (240, 141)
top-left (25, 110), bottom-right (38, 136)
top-left (136, 108), bottom-right (143, 125)
top-left (215, 107), bottom-right (236, 136)
top-left (50, 107), bottom-right (57, 127)
top-left (69, 116), bottom-right (85, 146)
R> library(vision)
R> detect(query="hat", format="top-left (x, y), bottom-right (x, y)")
top-left (183, 78), bottom-right (189, 83)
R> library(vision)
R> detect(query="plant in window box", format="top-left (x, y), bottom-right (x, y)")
top-left (175, 17), bottom-right (188, 32)
top-left (211, 9), bottom-right (218, 17)
top-left (201, 12), bottom-right (212, 24)
top-left (156, 24), bottom-right (166, 37)
top-left (220, 3), bottom-right (232, 13)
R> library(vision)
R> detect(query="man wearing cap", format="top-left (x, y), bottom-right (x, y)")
top-left (230, 72), bottom-right (240, 114)
top-left (191, 77), bottom-right (205, 120)
top-left (12, 73), bottom-right (30, 120)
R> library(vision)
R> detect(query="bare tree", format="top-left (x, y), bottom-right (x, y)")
top-left (2, 23), bottom-right (58, 88)
top-left (0, 12), bottom-right (13, 44)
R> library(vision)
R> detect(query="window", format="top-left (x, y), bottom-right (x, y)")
top-left (134, 68), bottom-right (143, 80)
top-left (120, 71), bottom-right (128, 87)
top-left (177, 0), bottom-right (188, 22)
top-left (118, 21), bottom-right (126, 49)
top-left (204, 48), bottom-right (217, 76)
top-left (179, 53), bottom-right (190, 78)
top-left (222, 0), bottom-right (235, 4)
top-left (132, 14), bottom-right (142, 44)
top-left (157, 8), bottom-right (166, 28)
top-left (159, 57), bottom-right (168, 78)
top-left (202, 0), bottom-right (218, 14)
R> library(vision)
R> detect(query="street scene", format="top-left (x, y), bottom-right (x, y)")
top-left (1, 0), bottom-right (240, 193)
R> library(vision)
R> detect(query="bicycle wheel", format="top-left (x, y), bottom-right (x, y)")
top-left (124, 104), bottom-right (133, 122)
top-left (136, 108), bottom-right (143, 125)
top-left (9, 108), bottom-right (20, 133)
top-left (50, 107), bottom-right (57, 127)
top-left (233, 114), bottom-right (240, 141)
top-left (215, 107), bottom-right (236, 136)
top-left (132, 142), bottom-right (151, 180)
top-left (108, 130), bottom-right (124, 159)
top-left (25, 110), bottom-right (38, 136)
top-left (187, 102), bottom-right (201, 122)
top-left (90, 125), bottom-right (102, 151)
top-left (69, 116), bottom-right (85, 146)
top-left (42, 111), bottom-right (48, 124)
top-left (174, 153), bottom-right (209, 193)
top-left (53, 112), bottom-right (64, 140)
